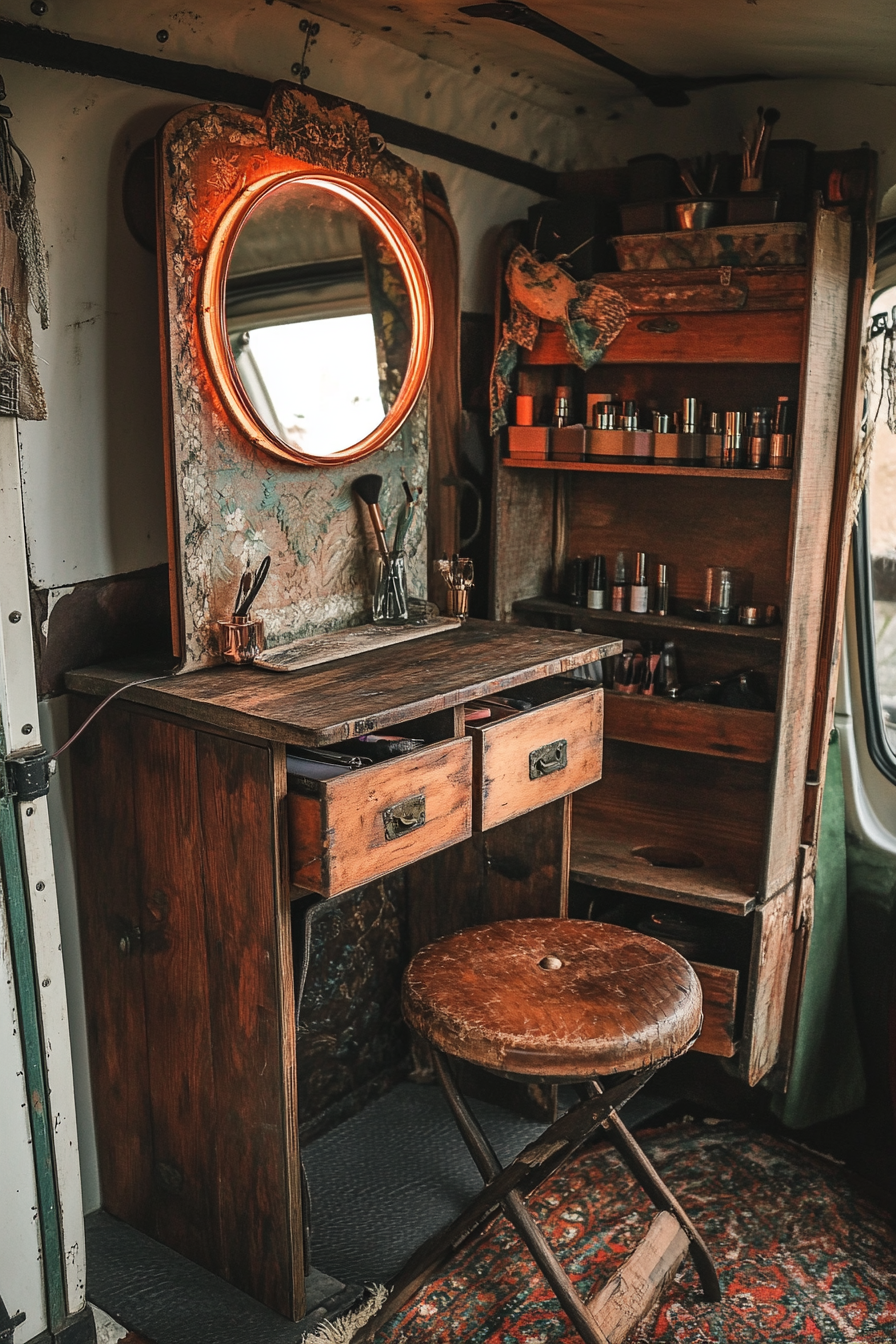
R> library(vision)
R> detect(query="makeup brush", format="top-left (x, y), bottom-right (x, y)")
top-left (232, 569), bottom-right (252, 620)
top-left (352, 474), bottom-right (390, 559)
top-left (235, 555), bottom-right (271, 619)
top-left (755, 106), bottom-right (780, 181)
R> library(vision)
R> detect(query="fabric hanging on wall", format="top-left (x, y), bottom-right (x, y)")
top-left (489, 245), bottom-right (629, 434)
top-left (0, 74), bottom-right (48, 419)
top-left (773, 732), bottom-right (866, 1129)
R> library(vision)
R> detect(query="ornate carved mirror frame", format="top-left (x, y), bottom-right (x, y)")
top-left (157, 84), bottom-right (434, 669)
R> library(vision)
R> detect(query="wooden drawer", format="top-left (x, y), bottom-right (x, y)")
top-left (467, 683), bottom-right (603, 831)
top-left (288, 737), bottom-right (472, 897)
top-left (691, 961), bottom-right (739, 1058)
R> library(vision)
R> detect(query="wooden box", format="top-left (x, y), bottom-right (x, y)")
top-left (288, 737), bottom-right (472, 896)
top-left (467, 682), bottom-right (603, 831)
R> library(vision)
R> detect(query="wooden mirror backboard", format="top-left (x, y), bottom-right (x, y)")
top-left (157, 84), bottom-right (432, 669)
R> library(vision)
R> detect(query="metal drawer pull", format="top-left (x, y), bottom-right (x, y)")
top-left (638, 316), bottom-right (680, 334)
top-left (529, 740), bottom-right (568, 779)
top-left (383, 793), bottom-right (426, 841)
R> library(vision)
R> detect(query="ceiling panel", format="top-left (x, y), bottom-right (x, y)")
top-left (297, 1), bottom-right (896, 115)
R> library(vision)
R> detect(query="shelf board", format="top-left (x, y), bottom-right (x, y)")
top-left (503, 458), bottom-right (792, 482)
top-left (571, 832), bottom-right (756, 916)
top-left (604, 690), bottom-right (775, 763)
top-left (513, 597), bottom-right (783, 641)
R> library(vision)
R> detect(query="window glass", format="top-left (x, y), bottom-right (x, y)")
top-left (860, 281), bottom-right (896, 764)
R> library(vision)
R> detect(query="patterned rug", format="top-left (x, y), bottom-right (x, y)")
top-left (373, 1120), bottom-right (896, 1343)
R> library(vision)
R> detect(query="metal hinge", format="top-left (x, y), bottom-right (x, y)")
top-left (0, 1293), bottom-right (25, 1344)
top-left (5, 748), bottom-right (56, 801)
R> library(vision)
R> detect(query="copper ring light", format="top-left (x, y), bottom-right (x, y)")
top-left (200, 170), bottom-right (434, 466)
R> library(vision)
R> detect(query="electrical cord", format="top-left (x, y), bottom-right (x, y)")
top-left (50, 673), bottom-right (173, 761)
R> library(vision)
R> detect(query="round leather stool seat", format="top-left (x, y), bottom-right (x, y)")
top-left (403, 918), bottom-right (702, 1079)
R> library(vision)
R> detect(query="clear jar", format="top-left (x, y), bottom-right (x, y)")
top-left (372, 550), bottom-right (409, 624)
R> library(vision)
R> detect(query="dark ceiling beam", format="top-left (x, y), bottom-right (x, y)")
top-left (0, 18), bottom-right (558, 195)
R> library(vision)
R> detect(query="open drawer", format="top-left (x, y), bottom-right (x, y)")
top-left (287, 734), bottom-right (472, 897)
top-left (690, 962), bottom-right (739, 1057)
top-left (466, 679), bottom-right (603, 831)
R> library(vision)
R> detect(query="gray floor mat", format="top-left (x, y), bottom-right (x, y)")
top-left (301, 1079), bottom-right (673, 1283)
top-left (86, 1210), bottom-right (350, 1344)
top-left (85, 1079), bottom-right (675, 1341)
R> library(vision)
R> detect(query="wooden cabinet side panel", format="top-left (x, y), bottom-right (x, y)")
top-left (129, 715), bottom-right (220, 1272)
top-left (761, 210), bottom-right (852, 897)
top-left (196, 732), bottom-right (302, 1319)
top-left (491, 446), bottom-right (556, 621)
top-left (739, 882), bottom-right (797, 1085)
top-left (70, 698), bottom-right (154, 1228)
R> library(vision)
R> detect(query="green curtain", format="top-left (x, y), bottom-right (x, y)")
top-left (772, 731), bottom-right (867, 1128)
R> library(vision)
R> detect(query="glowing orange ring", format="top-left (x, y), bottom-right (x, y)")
top-left (200, 170), bottom-right (433, 466)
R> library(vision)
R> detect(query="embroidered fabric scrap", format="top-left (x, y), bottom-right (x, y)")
top-left (489, 245), bottom-right (629, 434)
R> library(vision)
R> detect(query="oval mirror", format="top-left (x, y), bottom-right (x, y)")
top-left (200, 171), bottom-right (433, 465)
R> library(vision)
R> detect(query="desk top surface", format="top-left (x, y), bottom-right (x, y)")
top-left (66, 620), bottom-right (620, 746)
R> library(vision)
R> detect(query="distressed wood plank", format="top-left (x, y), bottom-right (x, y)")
top-left (65, 622), bottom-right (619, 747)
top-left (196, 732), bottom-right (301, 1317)
top-left (525, 310), bottom-right (804, 365)
top-left (760, 210), bottom-right (851, 897)
top-left (740, 882), bottom-right (797, 1086)
top-left (129, 715), bottom-right (219, 1272)
top-left (69, 699), bottom-right (154, 1230)
top-left (588, 1211), bottom-right (688, 1343)
top-left (604, 694), bottom-right (775, 764)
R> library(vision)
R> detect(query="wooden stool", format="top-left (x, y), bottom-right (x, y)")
top-left (359, 918), bottom-right (720, 1344)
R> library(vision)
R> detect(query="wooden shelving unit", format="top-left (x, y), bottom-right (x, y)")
top-left (570, 831), bottom-right (756, 917)
top-left (504, 459), bottom-right (793, 482)
top-left (603, 692), bottom-right (776, 764)
top-left (491, 208), bottom-right (856, 1086)
top-left (513, 596), bottom-right (783, 642)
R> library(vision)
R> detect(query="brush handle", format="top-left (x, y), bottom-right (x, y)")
top-left (367, 503), bottom-right (390, 559)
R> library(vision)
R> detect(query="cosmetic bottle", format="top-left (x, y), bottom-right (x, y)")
top-left (704, 411), bottom-right (723, 467)
top-left (587, 554), bottom-right (607, 609)
top-left (722, 410), bottom-right (747, 468)
top-left (769, 395), bottom-right (794, 468)
top-left (748, 406), bottom-right (771, 469)
top-left (611, 551), bottom-right (628, 612)
top-left (653, 562), bottom-right (669, 615)
top-left (661, 641), bottom-right (681, 697)
top-left (551, 386), bottom-right (571, 427)
top-left (630, 551), bottom-right (649, 613)
top-left (566, 557), bottom-right (588, 607)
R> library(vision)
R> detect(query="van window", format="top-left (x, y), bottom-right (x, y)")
top-left (855, 281), bottom-right (896, 776)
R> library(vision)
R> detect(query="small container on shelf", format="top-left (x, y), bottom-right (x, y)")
top-left (726, 192), bottom-right (780, 225)
top-left (698, 566), bottom-right (753, 625)
top-left (704, 411), bottom-right (724, 467)
top-left (747, 406), bottom-right (772, 469)
top-left (651, 399), bottom-right (705, 465)
top-left (551, 425), bottom-right (586, 461)
top-left (507, 425), bottom-right (550, 460)
top-left (769, 396), bottom-right (795, 468)
top-left (587, 554), bottom-right (607, 610)
top-left (721, 411), bottom-right (747, 468)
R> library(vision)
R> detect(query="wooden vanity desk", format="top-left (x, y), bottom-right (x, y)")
top-left (65, 621), bottom-right (619, 1319)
